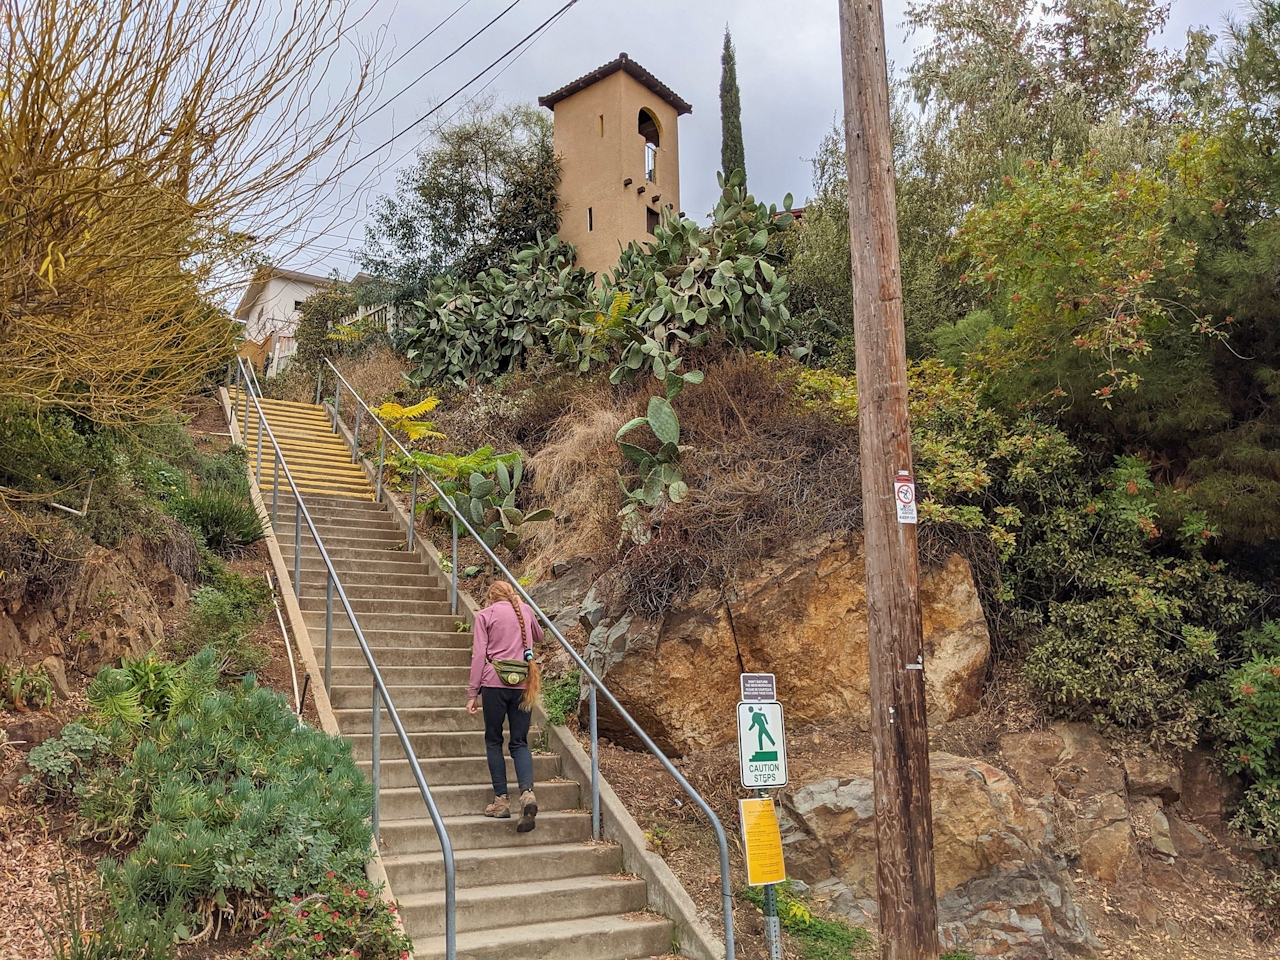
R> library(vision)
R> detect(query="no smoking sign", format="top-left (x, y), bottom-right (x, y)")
top-left (894, 473), bottom-right (917, 524)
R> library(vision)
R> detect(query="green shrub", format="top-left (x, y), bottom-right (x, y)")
top-left (1017, 456), bottom-right (1261, 747)
top-left (176, 481), bottom-right (263, 552)
top-left (171, 566), bottom-right (272, 674)
top-left (541, 670), bottom-right (580, 726)
top-left (1205, 621), bottom-right (1280, 853)
top-left (741, 882), bottom-right (872, 960)
top-left (36, 648), bottom-right (376, 932)
top-left (25, 722), bottom-right (112, 796)
top-left (38, 869), bottom-right (175, 960)
top-left (250, 874), bottom-right (412, 960)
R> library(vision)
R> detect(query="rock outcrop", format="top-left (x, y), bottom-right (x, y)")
top-left (778, 751), bottom-right (1098, 958)
top-left (576, 538), bottom-right (989, 755)
top-left (0, 538), bottom-right (191, 680)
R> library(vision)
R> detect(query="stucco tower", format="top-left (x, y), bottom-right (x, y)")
top-left (539, 53), bottom-right (692, 276)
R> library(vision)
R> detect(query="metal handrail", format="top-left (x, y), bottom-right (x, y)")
top-left (320, 357), bottom-right (738, 959)
top-left (230, 358), bottom-right (458, 960)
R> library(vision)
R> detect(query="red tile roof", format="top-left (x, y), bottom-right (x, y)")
top-left (538, 53), bottom-right (692, 116)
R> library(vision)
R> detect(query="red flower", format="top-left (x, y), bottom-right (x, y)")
top-left (326, 871), bottom-right (336, 878)
top-left (314, 933), bottom-right (324, 941)
top-left (1240, 684), bottom-right (1257, 697)
top-left (357, 890), bottom-right (369, 899)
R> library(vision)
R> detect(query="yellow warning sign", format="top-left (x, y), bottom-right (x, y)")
top-left (739, 797), bottom-right (786, 887)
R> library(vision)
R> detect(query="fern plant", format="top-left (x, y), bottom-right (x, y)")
top-left (372, 397), bottom-right (444, 442)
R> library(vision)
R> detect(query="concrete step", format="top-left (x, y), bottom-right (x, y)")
top-left (281, 542), bottom-right (414, 564)
top-left (331, 683), bottom-right (463, 710)
top-left (329, 664), bottom-right (471, 688)
top-left (326, 646), bottom-right (470, 669)
top-left (279, 529), bottom-right (407, 551)
top-left (336, 705), bottom-right (483, 734)
top-left (379, 811), bottom-right (590, 855)
top-left (378, 779), bottom-right (579, 820)
top-left (315, 627), bottom-right (468, 649)
top-left (274, 523), bottom-right (405, 545)
top-left (274, 521), bottom-right (404, 543)
top-left (298, 572), bottom-right (444, 593)
top-left (299, 595), bottom-right (454, 617)
top-left (381, 841), bottom-right (619, 891)
top-left (297, 582), bottom-right (448, 604)
top-left (346, 728), bottom-right (486, 761)
top-left (401, 874), bottom-right (650, 939)
top-left (303, 610), bottom-right (461, 633)
top-left (274, 499), bottom-right (393, 521)
top-left (289, 556), bottom-right (435, 576)
top-left (412, 913), bottom-right (673, 960)
top-left (359, 755), bottom-right (560, 790)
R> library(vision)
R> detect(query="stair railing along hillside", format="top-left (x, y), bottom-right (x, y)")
top-left (318, 357), bottom-right (739, 960)
top-left (229, 357), bottom-right (460, 960)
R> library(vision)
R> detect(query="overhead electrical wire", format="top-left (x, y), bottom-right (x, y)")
top-left (360, 0), bottom-right (525, 126)
top-left (381, 0), bottom-right (478, 73)
top-left (340, 0), bottom-right (580, 173)
top-left (288, 0), bottom-right (582, 273)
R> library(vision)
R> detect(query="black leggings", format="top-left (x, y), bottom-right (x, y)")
top-left (481, 686), bottom-right (533, 797)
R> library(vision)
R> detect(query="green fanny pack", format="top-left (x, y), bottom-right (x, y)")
top-left (489, 657), bottom-right (530, 686)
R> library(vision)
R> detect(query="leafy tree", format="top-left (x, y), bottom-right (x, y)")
top-left (0, 0), bottom-right (370, 430)
top-left (719, 27), bottom-right (746, 185)
top-left (291, 277), bottom-right (360, 368)
top-left (359, 101), bottom-right (558, 298)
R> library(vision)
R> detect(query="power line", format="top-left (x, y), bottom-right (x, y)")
top-left (361, 0), bottom-right (525, 126)
top-left (340, 0), bottom-right (579, 174)
top-left (382, 0), bottom-right (477, 73)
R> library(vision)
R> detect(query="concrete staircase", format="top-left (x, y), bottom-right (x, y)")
top-left (241, 396), bottom-right (676, 960)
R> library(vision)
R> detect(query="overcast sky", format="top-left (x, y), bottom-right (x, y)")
top-left (284, 0), bottom-right (1244, 279)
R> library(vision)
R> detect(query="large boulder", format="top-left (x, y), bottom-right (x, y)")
top-left (777, 751), bottom-right (1097, 958)
top-left (582, 537), bottom-right (990, 755)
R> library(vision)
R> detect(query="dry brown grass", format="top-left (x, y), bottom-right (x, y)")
top-left (332, 345), bottom-right (411, 409)
top-left (522, 384), bottom-right (641, 578)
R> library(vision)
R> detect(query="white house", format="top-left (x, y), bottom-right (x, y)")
top-left (234, 265), bottom-right (332, 376)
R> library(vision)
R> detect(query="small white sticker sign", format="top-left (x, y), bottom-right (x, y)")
top-left (894, 474), bottom-right (917, 524)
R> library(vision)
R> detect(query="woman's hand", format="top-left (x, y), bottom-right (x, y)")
top-left (466, 697), bottom-right (479, 715)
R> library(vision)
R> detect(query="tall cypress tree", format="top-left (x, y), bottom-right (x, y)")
top-left (720, 27), bottom-right (746, 184)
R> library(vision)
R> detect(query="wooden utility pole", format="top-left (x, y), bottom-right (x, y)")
top-left (838, 2), bottom-right (939, 959)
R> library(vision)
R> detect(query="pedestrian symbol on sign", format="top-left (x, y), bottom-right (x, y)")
top-left (737, 701), bottom-right (788, 788)
top-left (746, 706), bottom-right (777, 761)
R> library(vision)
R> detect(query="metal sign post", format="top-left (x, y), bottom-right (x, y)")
top-left (739, 692), bottom-right (788, 960)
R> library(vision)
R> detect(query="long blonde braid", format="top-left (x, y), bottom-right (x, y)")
top-left (486, 581), bottom-right (541, 712)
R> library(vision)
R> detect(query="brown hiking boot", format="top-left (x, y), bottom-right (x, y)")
top-left (516, 789), bottom-right (538, 833)
top-left (484, 794), bottom-right (510, 818)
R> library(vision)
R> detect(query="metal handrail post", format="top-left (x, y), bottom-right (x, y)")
top-left (407, 472), bottom-right (418, 552)
top-left (242, 372), bottom-right (252, 439)
top-left (320, 358), bottom-right (736, 958)
top-left (315, 368), bottom-right (323, 405)
top-left (589, 685), bottom-right (600, 841)
top-left (333, 382), bottom-right (341, 431)
top-left (450, 515), bottom-right (458, 614)
top-left (375, 432), bottom-right (386, 500)
top-left (293, 502), bottom-right (302, 600)
top-left (353, 406), bottom-right (362, 462)
top-left (256, 415), bottom-right (264, 476)
top-left (272, 453), bottom-right (280, 524)
top-left (325, 573), bottom-right (334, 692)
top-left (372, 683), bottom-right (381, 841)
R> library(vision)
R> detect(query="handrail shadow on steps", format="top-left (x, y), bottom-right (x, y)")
top-left (230, 357), bottom-right (459, 960)
top-left (317, 357), bottom-right (738, 960)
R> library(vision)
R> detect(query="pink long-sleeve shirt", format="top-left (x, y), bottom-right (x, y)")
top-left (467, 600), bottom-right (544, 698)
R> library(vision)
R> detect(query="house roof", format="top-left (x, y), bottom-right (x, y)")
top-left (234, 265), bottom-right (334, 320)
top-left (538, 53), bottom-right (692, 116)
